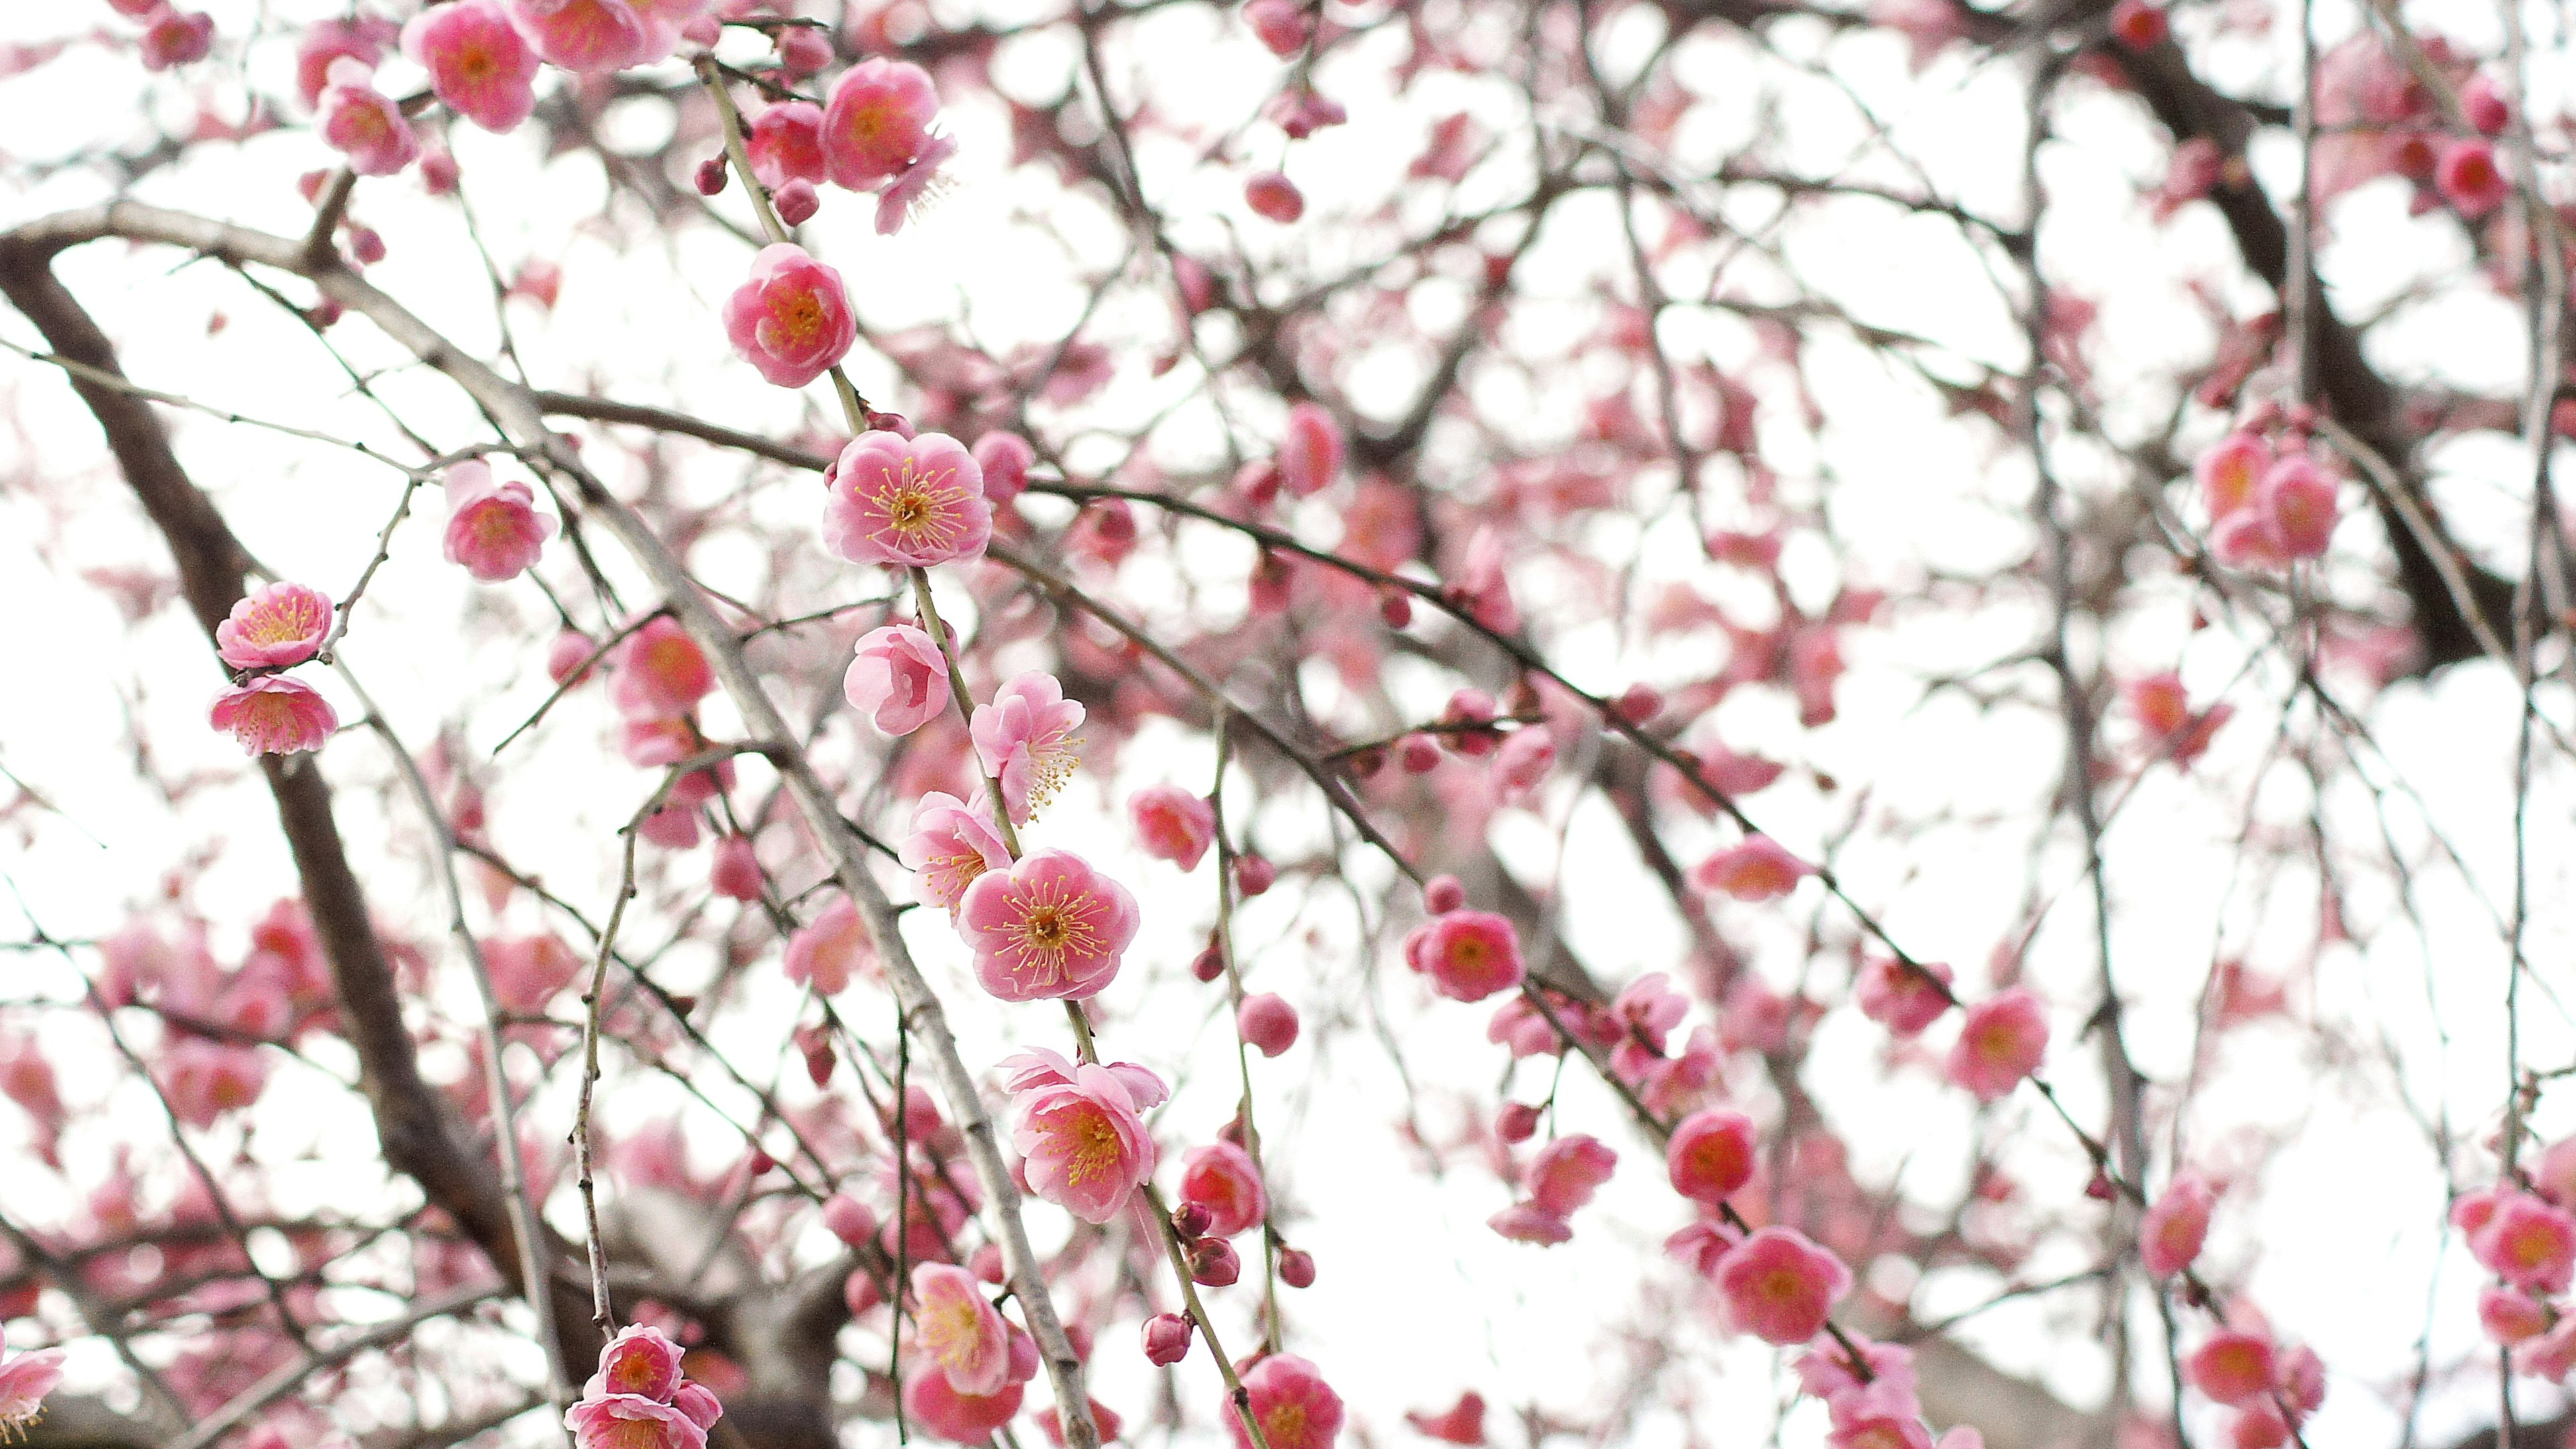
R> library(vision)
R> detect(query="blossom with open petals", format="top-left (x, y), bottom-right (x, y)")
top-left (956, 850), bottom-right (1139, 1002)
top-left (821, 58), bottom-right (942, 191)
top-left (0, 1344), bottom-right (64, 1442)
top-left (211, 676), bottom-right (338, 755)
top-left (914, 1262), bottom-right (1011, 1395)
top-left (318, 58), bottom-right (419, 175)
top-left (1002, 1051), bottom-right (1162, 1222)
top-left (1714, 1226), bottom-right (1850, 1346)
top-left (1402, 911), bottom-right (1525, 1003)
top-left (822, 430), bottom-right (991, 567)
top-left (442, 461), bottom-right (556, 582)
top-left (216, 582), bottom-right (332, 669)
top-left (404, 0), bottom-right (538, 133)
top-left (901, 792), bottom-right (1013, 914)
top-left (971, 673), bottom-right (1085, 824)
top-left (1226, 1354), bottom-right (1344, 1449)
top-left (845, 625), bottom-right (949, 735)
top-left (784, 894), bottom-right (874, 996)
top-left (722, 244), bottom-right (857, 389)
top-left (1129, 785), bottom-right (1216, 870)
top-left (1179, 1141), bottom-right (1267, 1237)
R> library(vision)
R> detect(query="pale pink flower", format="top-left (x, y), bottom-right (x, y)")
top-left (822, 430), bottom-right (993, 568)
top-left (1854, 956), bottom-right (1952, 1037)
top-left (1666, 1107), bottom-right (1756, 1205)
top-left (1489, 725), bottom-right (1554, 807)
top-left (974, 431), bottom-right (1036, 504)
top-left (588, 1325), bottom-right (685, 1402)
top-left (821, 58), bottom-right (943, 191)
top-left (1526, 1134), bottom-right (1615, 1217)
top-left (970, 672), bottom-right (1085, 824)
top-left (625, 0), bottom-right (713, 63)
top-left (566, 1395), bottom-right (707, 1449)
top-left (1693, 835), bottom-right (1814, 901)
top-left (1945, 989), bottom-right (2047, 1102)
top-left (1129, 785), bottom-right (1216, 869)
top-left (1004, 1051), bottom-right (1160, 1222)
top-left (784, 895), bottom-right (874, 996)
top-left (0, 1035), bottom-right (63, 1129)
top-left (722, 244), bottom-right (857, 389)
top-left (1450, 528), bottom-right (1519, 633)
top-left (2139, 1174), bottom-right (2214, 1278)
top-left (2260, 453), bottom-right (2340, 560)
top-left (442, 461), bottom-right (556, 582)
top-left (404, 1), bottom-right (538, 133)
top-left (874, 135), bottom-right (957, 235)
top-left (2481, 1285), bottom-right (2551, 1344)
top-left (318, 58), bottom-right (419, 175)
top-left (902, 1332), bottom-right (1033, 1446)
top-left (998, 1044), bottom-right (1170, 1110)
top-left (611, 618), bottom-right (713, 718)
top-left (216, 582), bottom-right (333, 669)
top-left (2196, 432), bottom-right (2273, 521)
top-left (901, 792), bottom-right (1014, 914)
top-left (1279, 402), bottom-right (1343, 496)
top-left (297, 15), bottom-right (396, 107)
top-left (710, 835), bottom-right (762, 900)
top-left (2185, 1331), bottom-right (2275, 1407)
top-left (211, 676), bottom-right (339, 755)
top-left (1402, 911), bottom-right (1525, 1002)
top-left (845, 625), bottom-right (949, 735)
top-left (913, 1262), bottom-right (1011, 1395)
top-left (1228, 1353), bottom-right (1344, 1449)
top-left (1488, 1202), bottom-right (1573, 1244)
top-left (1714, 1226), bottom-right (1851, 1345)
top-left (485, 934), bottom-right (582, 1014)
top-left (955, 849), bottom-right (1139, 1002)
top-left (0, 1344), bottom-right (64, 1442)
top-left (509, 0), bottom-right (645, 72)
top-left (2514, 1316), bottom-right (2576, 1381)
top-left (748, 101), bottom-right (827, 188)
top-left (159, 1036), bottom-right (271, 1127)
top-left (1179, 1141), bottom-right (1267, 1237)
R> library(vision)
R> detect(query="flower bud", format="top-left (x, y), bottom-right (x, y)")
top-left (1277, 1247), bottom-right (1316, 1288)
top-left (695, 155), bottom-right (729, 195)
top-left (1142, 1312), bottom-right (1193, 1365)
top-left (1187, 1238), bottom-right (1242, 1287)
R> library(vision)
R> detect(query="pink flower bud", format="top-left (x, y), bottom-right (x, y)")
top-left (1245, 170), bottom-right (1305, 223)
top-left (1187, 1236), bottom-right (1242, 1287)
top-left (1234, 854), bottom-right (1278, 896)
top-left (778, 24), bottom-right (832, 74)
top-left (775, 178), bottom-right (821, 225)
top-left (1277, 1247), bottom-right (1316, 1287)
top-left (822, 1193), bottom-right (878, 1248)
top-left (1399, 735), bottom-right (1442, 773)
top-left (1495, 1102), bottom-right (1540, 1143)
top-left (973, 431), bottom-right (1036, 504)
top-left (548, 630), bottom-right (598, 686)
top-left (696, 156), bottom-right (730, 195)
top-left (1239, 992), bottom-right (1299, 1057)
top-left (1424, 875), bottom-right (1467, 914)
top-left (1142, 1312), bottom-right (1193, 1365)
top-left (1242, 0), bottom-right (1311, 54)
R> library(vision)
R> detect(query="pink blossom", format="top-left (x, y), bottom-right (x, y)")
top-left (1714, 1226), bottom-right (1851, 1345)
top-left (2139, 1174), bottom-right (2214, 1278)
top-left (2196, 432), bottom-right (2273, 521)
top-left (784, 895), bottom-right (874, 996)
top-left (1449, 529), bottom-right (1519, 633)
top-left (2471, 1191), bottom-right (2576, 1293)
top-left (970, 672), bottom-right (1085, 823)
top-left (2437, 138), bottom-right (2509, 218)
top-left (508, 0), bottom-right (645, 72)
top-left (140, 10), bottom-right (216, 70)
top-left (2259, 453), bottom-right (2339, 560)
top-left (1489, 726), bottom-right (1555, 807)
top-left (485, 934), bottom-right (581, 1014)
top-left (611, 618), bottom-right (713, 717)
top-left (1227, 1353), bottom-right (1344, 1449)
top-left (822, 58), bottom-right (943, 191)
top-left (215, 582), bottom-right (333, 669)
top-left (913, 1262), bottom-right (1011, 1395)
top-left (1666, 1107), bottom-right (1756, 1205)
top-left (748, 102), bottom-right (827, 188)
top-left (823, 430), bottom-right (993, 567)
top-left (1280, 402), bottom-right (1343, 495)
top-left (588, 1325), bottom-right (685, 1402)
top-left (1129, 785), bottom-right (1217, 869)
top-left (318, 59), bottom-right (419, 176)
top-left (1405, 1393), bottom-right (1485, 1446)
top-left (0, 1035), bottom-right (62, 1129)
top-left (1243, 0), bottom-right (1312, 54)
top-left (2480, 1285), bottom-right (2551, 1344)
top-left (2514, 1316), bottom-right (2576, 1381)
top-left (1526, 1134), bottom-right (1615, 1217)
top-left (566, 1395), bottom-right (707, 1449)
top-left (1487, 1202), bottom-right (1573, 1244)
top-left (901, 791), bottom-right (1014, 914)
top-left (1693, 835), bottom-right (1815, 902)
top-left (159, 1036), bottom-right (270, 1127)
top-left (2463, 72), bottom-right (2512, 135)
top-left (442, 461), bottom-right (557, 582)
top-left (2185, 1331), bottom-right (2275, 1407)
top-left (1142, 1312), bottom-right (1193, 1365)
top-left (1240, 992), bottom-right (1299, 1057)
top-left (1180, 1141), bottom-right (1267, 1237)
top-left (956, 849), bottom-right (1140, 1002)
top-left (1004, 1052), bottom-right (1159, 1222)
top-left (404, 1), bottom-right (538, 133)
top-left (296, 15), bottom-right (395, 107)
top-left (625, 0), bottom-right (713, 64)
top-left (211, 676), bottom-right (338, 755)
top-left (1403, 911), bottom-right (1526, 1002)
top-left (1945, 989), bottom-right (2047, 1102)
top-left (973, 432), bottom-right (1036, 504)
top-left (845, 625), bottom-right (950, 735)
top-left (873, 135), bottom-right (957, 235)
top-left (0, 1345), bottom-right (64, 1442)
top-left (1246, 171), bottom-right (1305, 223)
top-left (902, 1354), bottom-right (1027, 1444)
top-left (722, 244), bottom-right (857, 389)
top-left (710, 835), bottom-right (762, 900)
top-left (1854, 956), bottom-right (1953, 1037)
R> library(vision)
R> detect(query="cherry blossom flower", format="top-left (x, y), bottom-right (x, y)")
top-left (140, 10), bottom-right (216, 70)
top-left (823, 430), bottom-right (992, 567)
top-left (0, 1344), bottom-right (64, 1442)
top-left (1001, 1049), bottom-right (1161, 1222)
top-left (1854, 957), bottom-right (1953, 1037)
top-left (404, 1), bottom-right (538, 133)
top-left (508, 0), bottom-right (645, 72)
top-left (971, 672), bottom-right (1085, 823)
top-left (748, 101), bottom-right (826, 187)
top-left (610, 618), bottom-right (713, 718)
top-left (722, 244), bottom-right (857, 389)
top-left (2185, 1330), bottom-right (2275, 1407)
top-left (821, 59), bottom-right (943, 191)
top-left (1945, 989), bottom-right (2048, 1102)
top-left (1179, 1141), bottom-right (1267, 1237)
top-left (1715, 1226), bottom-right (1851, 1345)
top-left (2140, 1174), bottom-right (2214, 1278)
top-left (1666, 1107), bottom-right (1757, 1205)
top-left (845, 625), bottom-right (950, 735)
top-left (1227, 1353), bottom-right (1344, 1449)
top-left (956, 849), bottom-right (1140, 1002)
top-left (1693, 835), bottom-right (1815, 902)
top-left (1527, 1134), bottom-right (1616, 1218)
top-left (901, 792), bottom-right (1014, 914)
top-left (318, 58), bottom-right (419, 175)
top-left (902, 1330), bottom-right (1034, 1446)
top-left (441, 461), bottom-right (557, 582)
top-left (1403, 911), bottom-right (1525, 1002)
top-left (588, 1325), bottom-right (685, 1401)
top-left (2471, 1191), bottom-right (2576, 1293)
top-left (1129, 785), bottom-right (1216, 869)
top-left (913, 1262), bottom-right (1011, 1395)
top-left (215, 582), bottom-right (332, 669)
top-left (211, 676), bottom-right (338, 755)
top-left (784, 895), bottom-right (873, 996)
top-left (566, 1395), bottom-right (707, 1449)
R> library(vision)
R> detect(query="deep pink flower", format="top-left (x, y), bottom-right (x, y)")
top-left (588, 1325), bottom-right (685, 1402)
top-left (215, 582), bottom-right (333, 669)
top-left (901, 791), bottom-right (1014, 914)
top-left (0, 1345), bottom-right (64, 1442)
top-left (1226, 1354), bottom-right (1344, 1449)
top-left (159, 1036), bottom-right (271, 1127)
top-left (2185, 1331), bottom-right (2275, 1407)
top-left (566, 1395), bottom-right (708, 1449)
top-left (2437, 138), bottom-right (2510, 218)
top-left (1526, 1134), bottom-right (1615, 1217)
top-left (956, 849), bottom-right (1140, 1002)
top-left (211, 676), bottom-right (338, 755)
top-left (1854, 956), bottom-right (1953, 1037)
top-left (821, 58), bottom-right (943, 191)
top-left (405, 1), bottom-right (538, 133)
top-left (1240, 992), bottom-right (1299, 1056)
top-left (784, 895), bottom-right (874, 996)
top-left (1246, 171), bottom-right (1305, 223)
top-left (822, 430), bottom-right (993, 567)
top-left (2473, 1191), bottom-right (2576, 1293)
top-left (1666, 1107), bottom-right (1757, 1205)
top-left (845, 625), bottom-right (950, 735)
top-left (913, 1262), bottom-right (1011, 1395)
top-left (442, 461), bottom-right (557, 582)
top-left (1279, 402), bottom-right (1343, 496)
top-left (722, 244), bottom-right (857, 389)
top-left (1403, 911), bottom-right (1525, 1002)
top-left (2139, 1174), bottom-right (2214, 1278)
top-left (1004, 1052), bottom-right (1161, 1222)
top-left (318, 58), bottom-right (420, 175)
top-left (1945, 989), bottom-right (2047, 1102)
top-left (748, 101), bottom-right (827, 188)
top-left (1693, 835), bottom-right (1815, 902)
top-left (902, 1342), bottom-right (1030, 1445)
top-left (611, 618), bottom-right (713, 718)
top-left (1179, 1141), bottom-right (1267, 1237)
top-left (140, 10), bottom-right (216, 70)
top-left (508, 0), bottom-right (645, 72)
top-left (971, 672), bottom-right (1085, 824)
top-left (1130, 785), bottom-right (1217, 869)
top-left (1714, 1226), bottom-right (1851, 1345)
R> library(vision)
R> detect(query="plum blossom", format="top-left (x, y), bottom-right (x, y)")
top-left (784, 895), bottom-right (873, 996)
top-left (1000, 1047), bottom-right (1164, 1222)
top-left (2185, 1330), bottom-right (2275, 1407)
top-left (748, 102), bottom-right (826, 188)
top-left (957, 850), bottom-right (1140, 1002)
top-left (0, 1344), bottom-right (64, 1442)
top-left (1239, 992), bottom-right (1299, 1056)
top-left (318, 58), bottom-right (419, 175)
top-left (901, 792), bottom-right (1014, 914)
top-left (722, 244), bottom-right (857, 389)
top-left (902, 1328), bottom-right (1036, 1446)
top-left (588, 1325), bottom-right (684, 1401)
top-left (404, 1), bottom-right (538, 133)
top-left (1854, 956), bottom-right (1953, 1037)
top-left (971, 672), bottom-right (1085, 823)
top-left (824, 430), bottom-right (992, 567)
top-left (1666, 1107), bottom-right (1757, 1205)
top-left (2140, 1174), bottom-right (2214, 1278)
top-left (215, 582), bottom-right (332, 669)
top-left (1227, 1353), bottom-right (1344, 1449)
top-left (508, 0), bottom-right (643, 72)
top-left (2470, 1191), bottom-right (2576, 1293)
top-left (1945, 989), bottom-right (2048, 1101)
top-left (822, 58), bottom-right (941, 189)
top-left (610, 618), bottom-right (712, 718)
top-left (140, 10), bottom-right (217, 70)
top-left (211, 676), bottom-right (338, 755)
top-left (566, 1325), bottom-right (720, 1449)
top-left (1403, 911), bottom-right (1525, 1002)
top-left (913, 1262), bottom-right (1010, 1395)
top-left (1129, 785), bottom-right (1216, 869)
top-left (442, 462), bottom-right (557, 582)
top-left (1693, 835), bottom-right (1814, 901)
top-left (1715, 1226), bottom-right (1851, 1345)
top-left (845, 625), bottom-right (949, 735)
top-left (1279, 402), bottom-right (1343, 495)
top-left (1179, 1141), bottom-right (1267, 1237)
